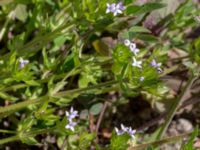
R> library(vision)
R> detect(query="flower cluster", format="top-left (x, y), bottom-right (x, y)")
top-left (106, 2), bottom-right (125, 16)
top-left (124, 39), bottom-right (140, 56)
top-left (124, 39), bottom-right (143, 70)
top-left (19, 57), bottom-right (29, 68)
top-left (115, 124), bottom-right (136, 139)
top-left (65, 107), bottom-right (78, 132)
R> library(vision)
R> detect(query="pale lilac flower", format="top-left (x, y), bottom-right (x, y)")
top-left (150, 59), bottom-right (161, 68)
top-left (65, 107), bottom-right (78, 121)
top-left (127, 127), bottom-right (136, 139)
top-left (121, 124), bottom-right (129, 132)
top-left (106, 2), bottom-right (125, 16)
top-left (115, 127), bottom-right (125, 135)
top-left (65, 121), bottom-right (77, 132)
top-left (106, 3), bottom-right (116, 14)
top-left (125, 42), bottom-right (140, 56)
top-left (131, 48), bottom-right (140, 56)
top-left (129, 43), bottom-right (136, 50)
top-left (19, 57), bottom-right (29, 68)
top-left (132, 57), bottom-right (142, 68)
top-left (150, 59), bottom-right (162, 73)
top-left (115, 124), bottom-right (136, 139)
top-left (140, 76), bottom-right (144, 81)
top-left (124, 39), bottom-right (131, 46)
top-left (116, 2), bottom-right (125, 11)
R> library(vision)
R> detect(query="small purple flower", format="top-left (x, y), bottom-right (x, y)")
top-left (115, 124), bottom-right (136, 139)
top-left (132, 57), bottom-right (142, 68)
top-left (127, 127), bottom-right (136, 139)
top-left (129, 43), bottom-right (136, 50)
top-left (116, 2), bottom-right (126, 11)
top-left (140, 76), bottom-right (144, 81)
top-left (150, 59), bottom-right (162, 73)
top-left (19, 57), bottom-right (29, 68)
top-left (65, 107), bottom-right (78, 121)
top-left (121, 124), bottom-right (129, 132)
top-left (106, 3), bottom-right (116, 14)
top-left (115, 127), bottom-right (124, 135)
top-left (65, 121), bottom-right (77, 132)
top-left (106, 2), bottom-right (125, 16)
top-left (124, 39), bottom-right (131, 46)
top-left (131, 48), bottom-right (140, 56)
top-left (150, 59), bottom-right (161, 68)
top-left (124, 41), bottom-right (140, 56)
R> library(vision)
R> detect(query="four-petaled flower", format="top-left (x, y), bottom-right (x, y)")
top-left (65, 121), bottom-right (77, 132)
top-left (124, 39), bottom-right (131, 46)
top-left (65, 107), bottom-right (78, 121)
top-left (115, 124), bottom-right (136, 139)
top-left (106, 3), bottom-right (116, 14)
top-left (106, 2), bottom-right (125, 16)
top-left (132, 57), bottom-right (142, 68)
top-left (140, 76), bottom-right (144, 81)
top-left (150, 59), bottom-right (162, 73)
top-left (150, 59), bottom-right (162, 68)
top-left (127, 127), bottom-right (136, 139)
top-left (19, 57), bottom-right (29, 68)
top-left (124, 39), bottom-right (140, 56)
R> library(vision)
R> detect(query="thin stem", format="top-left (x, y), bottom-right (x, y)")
top-left (156, 76), bottom-right (197, 139)
top-left (0, 80), bottom-right (120, 117)
top-left (0, 129), bottom-right (16, 134)
top-left (61, 137), bottom-right (68, 150)
top-left (0, 97), bottom-right (44, 116)
top-left (95, 101), bottom-right (109, 143)
top-left (0, 135), bottom-right (19, 145)
top-left (54, 80), bottom-right (119, 97)
top-left (128, 132), bottom-right (191, 150)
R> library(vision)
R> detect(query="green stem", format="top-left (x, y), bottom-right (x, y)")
top-left (26, 127), bottom-right (55, 136)
top-left (0, 129), bottom-right (16, 134)
top-left (0, 127), bottom-right (55, 145)
top-left (0, 135), bottom-right (19, 145)
top-left (0, 80), bottom-right (120, 117)
top-left (0, 97), bottom-right (44, 115)
top-left (0, 17), bottom-right (10, 41)
top-left (128, 132), bottom-right (191, 150)
top-left (54, 80), bottom-right (119, 97)
top-left (156, 76), bottom-right (197, 140)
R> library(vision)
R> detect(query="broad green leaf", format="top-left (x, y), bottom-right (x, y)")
top-left (14, 4), bottom-right (28, 22)
top-left (89, 103), bottom-right (103, 115)
top-left (126, 3), bottom-right (166, 15)
top-left (129, 26), bottom-right (151, 33)
top-left (79, 132), bottom-right (96, 149)
top-left (21, 137), bottom-right (39, 145)
top-left (110, 133), bottom-right (130, 150)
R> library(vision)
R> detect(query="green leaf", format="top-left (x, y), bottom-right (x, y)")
top-left (79, 132), bottom-right (96, 149)
top-left (126, 3), bottom-right (166, 15)
top-left (0, 0), bottom-right (13, 6)
top-left (21, 137), bottom-right (38, 145)
top-left (89, 103), bottom-right (103, 115)
top-left (14, 4), bottom-right (28, 22)
top-left (0, 91), bottom-right (18, 101)
top-left (129, 26), bottom-right (151, 33)
top-left (136, 34), bottom-right (157, 42)
top-left (110, 133), bottom-right (130, 150)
